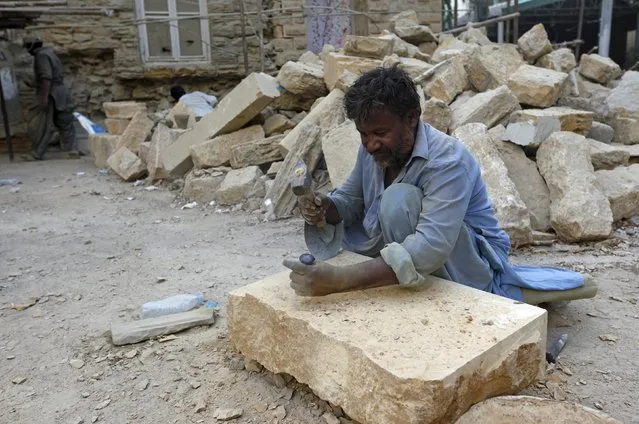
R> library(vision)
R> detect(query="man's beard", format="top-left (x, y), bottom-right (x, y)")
top-left (372, 133), bottom-right (412, 168)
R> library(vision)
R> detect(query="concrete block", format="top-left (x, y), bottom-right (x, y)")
top-left (517, 23), bottom-right (552, 62)
top-left (343, 35), bottom-right (393, 59)
top-left (216, 166), bottom-right (265, 205)
top-left (190, 125), bottom-right (265, 169)
top-left (229, 135), bottom-right (285, 169)
top-left (162, 72), bottom-right (281, 176)
top-left (117, 111), bottom-right (154, 152)
top-left (323, 53), bottom-right (381, 91)
top-left (507, 65), bottom-right (568, 108)
top-left (103, 101), bottom-right (147, 119)
top-left (228, 251), bottom-right (547, 424)
top-left (276, 61), bottom-right (328, 98)
top-left (596, 164), bottom-right (639, 221)
top-left (88, 134), bottom-right (120, 168)
top-left (105, 118), bottom-right (131, 135)
top-left (579, 54), bottom-right (622, 84)
top-left (321, 120), bottom-right (360, 188)
top-left (107, 146), bottom-right (147, 182)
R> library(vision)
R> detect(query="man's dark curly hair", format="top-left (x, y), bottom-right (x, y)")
top-left (344, 65), bottom-right (421, 123)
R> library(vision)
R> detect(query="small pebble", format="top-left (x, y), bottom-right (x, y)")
top-left (594, 402), bottom-right (603, 410)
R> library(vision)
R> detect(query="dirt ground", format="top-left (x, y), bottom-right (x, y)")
top-left (1, 157), bottom-right (638, 424)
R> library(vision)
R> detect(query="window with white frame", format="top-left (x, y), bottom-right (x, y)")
top-left (135, 0), bottom-right (210, 64)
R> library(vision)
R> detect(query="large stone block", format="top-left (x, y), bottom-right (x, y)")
top-left (502, 117), bottom-right (561, 148)
top-left (105, 118), bottom-right (130, 135)
top-left (578, 54), bottom-right (622, 84)
top-left (596, 164), bottom-right (639, 221)
top-left (507, 65), bottom-right (568, 107)
top-left (343, 35), bottom-right (393, 59)
top-left (587, 121), bottom-right (614, 144)
top-left (589, 139), bottom-right (630, 170)
top-left (215, 166), bottom-right (265, 205)
top-left (276, 61), bottom-right (328, 98)
top-left (323, 53), bottom-right (381, 90)
top-left (182, 168), bottom-right (226, 203)
top-left (382, 55), bottom-right (432, 80)
top-left (450, 86), bottom-right (520, 132)
top-left (389, 10), bottom-right (419, 30)
top-left (88, 134), bottom-right (120, 169)
top-left (103, 101), bottom-right (147, 119)
top-left (229, 135), bottom-right (285, 169)
top-left (536, 132), bottom-right (613, 242)
top-left (270, 90), bottom-right (316, 112)
top-left (147, 124), bottom-right (184, 180)
top-left (263, 114), bottom-right (294, 136)
top-left (453, 123), bottom-right (533, 246)
top-left (162, 72), bottom-right (281, 176)
top-left (117, 111), bottom-right (154, 152)
top-left (422, 98), bottom-right (452, 133)
top-left (190, 125), bottom-right (265, 169)
top-left (466, 44), bottom-right (524, 92)
top-left (228, 251), bottom-right (547, 424)
top-left (514, 107), bottom-right (593, 136)
top-left (321, 120), bottom-right (360, 188)
top-left (536, 48), bottom-right (576, 73)
top-left (107, 146), bottom-right (147, 182)
top-left (377, 32), bottom-right (429, 61)
top-left (432, 35), bottom-right (474, 63)
top-left (604, 77), bottom-right (639, 144)
top-left (517, 23), bottom-right (552, 62)
top-left (458, 27), bottom-right (491, 46)
top-left (423, 56), bottom-right (470, 105)
top-left (393, 24), bottom-right (437, 44)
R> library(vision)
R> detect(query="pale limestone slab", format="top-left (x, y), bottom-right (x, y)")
top-left (229, 251), bottom-right (547, 424)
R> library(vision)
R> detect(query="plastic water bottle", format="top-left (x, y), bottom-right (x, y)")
top-left (139, 293), bottom-right (204, 319)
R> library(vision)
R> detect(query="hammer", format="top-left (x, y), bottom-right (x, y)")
top-left (290, 159), bottom-right (326, 228)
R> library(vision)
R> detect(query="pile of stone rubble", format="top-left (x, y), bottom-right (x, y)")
top-left (87, 11), bottom-right (639, 246)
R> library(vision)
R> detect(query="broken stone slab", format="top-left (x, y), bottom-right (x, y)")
top-left (611, 117), bottom-right (639, 145)
top-left (456, 395), bottom-right (623, 424)
top-left (147, 125), bottom-right (184, 180)
top-left (291, 111), bottom-right (307, 126)
top-left (343, 35), bottom-right (394, 59)
top-left (270, 90), bottom-right (316, 112)
top-left (278, 89), bottom-right (345, 156)
top-left (502, 116), bottom-right (561, 148)
top-left (297, 51), bottom-right (323, 67)
top-left (215, 166), bottom-right (266, 206)
top-left (432, 35), bottom-right (474, 63)
top-left (323, 53), bottom-right (381, 90)
top-left (88, 134), bottom-right (120, 169)
top-left (589, 139), bottom-right (630, 170)
top-left (611, 143), bottom-right (639, 164)
top-left (228, 250), bottom-right (547, 424)
top-left (517, 23), bottom-right (552, 62)
top-left (507, 65), bottom-right (568, 108)
top-left (116, 111), bottom-right (154, 152)
top-left (423, 56), bottom-right (470, 105)
top-left (389, 10), bottom-right (419, 30)
top-left (190, 125), bottom-right (265, 169)
top-left (266, 161), bottom-right (282, 178)
top-left (276, 61), bottom-right (328, 98)
top-left (536, 48), bottom-right (577, 73)
top-left (418, 41), bottom-right (438, 55)
top-left (422, 98), bottom-right (452, 133)
top-left (377, 32), bottom-right (430, 61)
top-left (458, 27), bottom-right (491, 46)
top-left (382, 55), bottom-right (433, 80)
top-left (138, 142), bottom-right (151, 165)
top-left (393, 24), bottom-right (437, 44)
top-left (578, 54), bottom-right (622, 84)
top-left (107, 146), bottom-right (147, 182)
top-left (453, 123), bottom-right (533, 246)
top-left (603, 77), bottom-right (639, 144)
top-left (576, 73), bottom-right (611, 99)
top-left (163, 72), bottom-right (280, 177)
top-left (536, 132), bottom-right (613, 242)
top-left (103, 101), bottom-right (147, 119)
top-left (334, 71), bottom-right (359, 92)
top-left (514, 107), bottom-right (594, 136)
top-left (263, 114), bottom-right (294, 137)
top-left (489, 127), bottom-right (552, 231)
top-left (167, 100), bottom-right (197, 130)
top-left (182, 168), bottom-right (226, 202)
top-left (450, 85), bottom-right (521, 132)
top-left (105, 118), bottom-right (130, 135)
top-left (229, 135), bottom-right (285, 169)
top-left (466, 44), bottom-right (524, 92)
top-left (596, 164), bottom-right (639, 221)
top-left (321, 120), bottom-right (360, 188)
top-left (587, 121), bottom-right (614, 144)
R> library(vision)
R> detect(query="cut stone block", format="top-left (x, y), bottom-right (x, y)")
top-left (162, 72), bottom-right (281, 176)
top-left (507, 65), bottom-right (568, 107)
top-left (394, 24), bottom-right (437, 44)
top-left (276, 61), bottom-right (328, 98)
top-left (103, 101), bottom-right (147, 119)
top-left (378, 32), bottom-right (429, 61)
top-left (536, 132), bottom-right (613, 242)
top-left (589, 139), bottom-right (630, 170)
top-left (490, 130), bottom-right (552, 231)
top-left (432, 35), bottom-right (474, 63)
top-left (466, 44), bottom-right (524, 92)
top-left (587, 121), bottom-right (614, 144)
top-left (515, 107), bottom-right (593, 136)
top-left (423, 56), bottom-right (469, 105)
top-left (182, 168), bottom-right (226, 203)
top-left (321, 120), bottom-right (360, 188)
top-left (382, 55), bottom-right (433, 80)
top-left (270, 91), bottom-right (316, 112)
top-left (578, 54), bottom-right (622, 84)
top-left (611, 117), bottom-right (639, 145)
top-left (502, 117), bottom-right (561, 148)
top-left (105, 118), bottom-right (130, 135)
top-left (263, 114), bottom-right (294, 137)
top-left (458, 27), bottom-right (491, 46)
top-left (147, 124), bottom-right (183, 180)
top-left (215, 166), bottom-right (265, 205)
top-left (389, 10), bottom-right (419, 30)
top-left (107, 146), bottom-right (147, 182)
top-left (450, 85), bottom-right (521, 132)
top-left (604, 77), bottom-right (639, 144)
top-left (138, 141), bottom-right (151, 164)
top-left (323, 53), bottom-right (381, 90)
top-left (117, 111), bottom-right (154, 152)
top-left (190, 125), bottom-right (265, 169)
top-left (596, 164), bottom-right (639, 221)
top-left (88, 134), bottom-right (120, 169)
top-left (228, 251), bottom-right (547, 424)
top-left (229, 135), bottom-right (285, 169)
top-left (517, 23), bottom-right (552, 62)
top-left (422, 98), bottom-right (452, 133)
top-left (536, 48), bottom-right (577, 73)
top-left (297, 51), bottom-right (323, 66)
top-left (343, 35), bottom-right (393, 59)
top-left (279, 89), bottom-right (345, 156)
top-left (453, 123), bottom-right (533, 246)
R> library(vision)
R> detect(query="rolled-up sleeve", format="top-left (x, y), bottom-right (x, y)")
top-left (380, 161), bottom-right (473, 284)
top-left (327, 146), bottom-right (365, 227)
